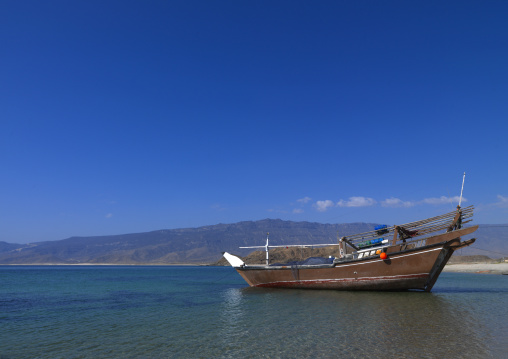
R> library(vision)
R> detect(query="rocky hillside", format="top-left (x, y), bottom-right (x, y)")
top-left (0, 219), bottom-right (375, 264)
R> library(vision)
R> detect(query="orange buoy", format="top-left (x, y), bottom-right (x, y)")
top-left (380, 252), bottom-right (388, 260)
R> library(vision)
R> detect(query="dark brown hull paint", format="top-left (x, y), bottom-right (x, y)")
top-left (235, 232), bottom-right (477, 291)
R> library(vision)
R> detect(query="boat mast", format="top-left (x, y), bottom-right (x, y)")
top-left (459, 172), bottom-right (466, 207)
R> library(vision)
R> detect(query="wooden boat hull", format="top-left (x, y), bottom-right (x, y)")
top-left (233, 237), bottom-right (476, 292)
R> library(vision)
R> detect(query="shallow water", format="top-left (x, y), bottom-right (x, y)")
top-left (1, 266), bottom-right (507, 358)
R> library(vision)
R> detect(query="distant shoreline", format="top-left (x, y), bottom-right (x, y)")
top-left (443, 262), bottom-right (508, 275)
top-left (0, 263), bottom-right (209, 266)
top-left (2, 262), bottom-right (507, 274)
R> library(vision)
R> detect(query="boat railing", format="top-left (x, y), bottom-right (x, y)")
top-left (342, 205), bottom-right (473, 248)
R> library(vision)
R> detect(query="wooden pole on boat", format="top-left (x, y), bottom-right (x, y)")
top-left (448, 174), bottom-right (466, 232)
top-left (459, 172), bottom-right (466, 207)
top-left (338, 233), bottom-right (344, 258)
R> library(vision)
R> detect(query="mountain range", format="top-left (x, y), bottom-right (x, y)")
top-left (0, 220), bottom-right (506, 264)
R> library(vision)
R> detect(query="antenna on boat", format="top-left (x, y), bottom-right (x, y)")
top-left (265, 232), bottom-right (269, 265)
top-left (458, 172), bottom-right (466, 208)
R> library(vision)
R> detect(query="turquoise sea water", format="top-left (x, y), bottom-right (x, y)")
top-left (1, 266), bottom-right (507, 359)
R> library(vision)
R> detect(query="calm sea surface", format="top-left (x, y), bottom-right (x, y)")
top-left (1, 266), bottom-right (507, 359)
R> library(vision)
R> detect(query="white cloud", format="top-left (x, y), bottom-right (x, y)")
top-left (495, 195), bottom-right (508, 207)
top-left (497, 195), bottom-right (508, 203)
top-left (337, 196), bottom-right (376, 207)
top-left (211, 204), bottom-right (226, 211)
top-left (297, 197), bottom-right (312, 204)
top-left (314, 200), bottom-right (335, 212)
top-left (381, 197), bottom-right (415, 208)
top-left (293, 208), bottom-right (304, 214)
top-left (105, 213), bottom-right (113, 218)
top-left (422, 196), bottom-right (465, 205)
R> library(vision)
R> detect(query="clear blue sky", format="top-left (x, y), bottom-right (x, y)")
top-left (1, 1), bottom-right (507, 244)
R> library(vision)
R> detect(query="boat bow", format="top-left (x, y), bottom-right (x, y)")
top-left (222, 252), bottom-right (245, 268)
